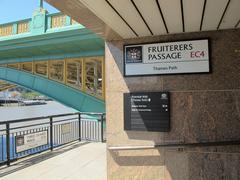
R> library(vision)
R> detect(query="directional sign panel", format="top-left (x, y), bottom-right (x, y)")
top-left (124, 92), bottom-right (170, 132)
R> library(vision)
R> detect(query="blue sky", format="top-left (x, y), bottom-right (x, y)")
top-left (0, 0), bottom-right (59, 24)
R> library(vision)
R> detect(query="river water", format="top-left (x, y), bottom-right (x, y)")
top-left (0, 101), bottom-right (77, 121)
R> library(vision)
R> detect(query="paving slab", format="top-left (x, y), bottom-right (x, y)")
top-left (0, 142), bottom-right (106, 180)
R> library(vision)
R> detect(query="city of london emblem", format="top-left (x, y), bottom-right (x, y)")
top-left (125, 46), bottom-right (142, 63)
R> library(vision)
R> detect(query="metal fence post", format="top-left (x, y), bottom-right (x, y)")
top-left (6, 123), bottom-right (10, 166)
top-left (50, 117), bottom-right (53, 151)
top-left (78, 113), bottom-right (81, 141)
top-left (100, 114), bottom-right (104, 142)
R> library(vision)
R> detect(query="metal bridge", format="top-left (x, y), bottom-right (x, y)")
top-left (0, 7), bottom-right (105, 112)
top-left (0, 81), bottom-right (16, 92)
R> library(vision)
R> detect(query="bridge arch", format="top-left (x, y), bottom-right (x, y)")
top-left (0, 67), bottom-right (105, 112)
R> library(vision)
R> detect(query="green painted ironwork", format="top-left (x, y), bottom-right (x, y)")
top-left (39, 0), bottom-right (43, 8)
top-left (0, 80), bottom-right (16, 92)
top-left (0, 6), bottom-right (84, 40)
top-left (0, 5), bottom-right (105, 113)
top-left (0, 28), bottom-right (104, 64)
top-left (0, 67), bottom-right (105, 112)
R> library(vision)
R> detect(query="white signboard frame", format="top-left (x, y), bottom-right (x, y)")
top-left (124, 39), bottom-right (210, 76)
top-left (15, 130), bottom-right (48, 153)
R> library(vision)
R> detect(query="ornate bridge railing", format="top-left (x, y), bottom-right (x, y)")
top-left (0, 56), bottom-right (105, 100)
top-left (0, 13), bottom-right (79, 38)
top-left (0, 81), bottom-right (16, 92)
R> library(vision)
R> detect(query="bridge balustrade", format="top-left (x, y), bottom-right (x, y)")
top-left (0, 19), bottom-right (31, 37)
top-left (34, 61), bottom-right (48, 76)
top-left (0, 13), bottom-right (79, 38)
top-left (0, 24), bottom-right (13, 37)
top-left (20, 62), bottom-right (32, 73)
top-left (66, 59), bottom-right (82, 89)
top-left (2, 56), bottom-right (105, 100)
top-left (0, 81), bottom-right (16, 92)
top-left (51, 14), bottom-right (66, 28)
top-left (17, 21), bottom-right (29, 34)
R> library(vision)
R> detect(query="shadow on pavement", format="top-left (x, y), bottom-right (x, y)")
top-left (0, 141), bottom-right (90, 177)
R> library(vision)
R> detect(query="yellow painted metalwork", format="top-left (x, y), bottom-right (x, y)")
top-left (66, 58), bottom-right (82, 90)
top-left (32, 61), bottom-right (35, 74)
top-left (47, 61), bottom-right (50, 78)
top-left (0, 80), bottom-right (16, 92)
top-left (0, 85), bottom-right (16, 92)
top-left (17, 22), bottom-right (29, 34)
top-left (34, 61), bottom-right (48, 77)
top-left (4, 56), bottom-right (105, 100)
top-left (20, 62), bottom-right (33, 73)
top-left (49, 60), bottom-right (65, 82)
top-left (0, 25), bottom-right (13, 37)
top-left (64, 59), bottom-right (67, 84)
top-left (85, 58), bottom-right (94, 96)
top-left (84, 57), bottom-right (103, 99)
top-left (51, 15), bottom-right (66, 28)
top-left (7, 63), bottom-right (19, 69)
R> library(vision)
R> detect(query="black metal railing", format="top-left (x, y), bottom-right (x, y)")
top-left (0, 112), bottom-right (106, 166)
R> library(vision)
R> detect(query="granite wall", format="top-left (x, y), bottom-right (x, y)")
top-left (105, 29), bottom-right (240, 180)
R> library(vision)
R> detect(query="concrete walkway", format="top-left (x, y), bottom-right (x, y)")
top-left (0, 142), bottom-right (106, 180)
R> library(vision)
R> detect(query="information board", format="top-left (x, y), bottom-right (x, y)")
top-left (124, 92), bottom-right (170, 132)
top-left (124, 39), bottom-right (209, 76)
top-left (61, 123), bottom-right (71, 134)
top-left (15, 130), bottom-right (48, 153)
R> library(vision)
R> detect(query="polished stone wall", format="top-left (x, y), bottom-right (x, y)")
top-left (105, 29), bottom-right (240, 180)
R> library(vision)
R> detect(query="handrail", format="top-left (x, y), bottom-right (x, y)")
top-left (81, 112), bottom-right (106, 115)
top-left (0, 112), bottom-right (105, 125)
top-left (0, 112), bottom-right (79, 125)
top-left (0, 12), bottom-right (80, 38)
top-left (9, 117), bottom-right (78, 131)
top-left (108, 140), bottom-right (240, 150)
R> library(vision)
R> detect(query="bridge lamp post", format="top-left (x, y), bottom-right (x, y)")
top-left (39, 0), bottom-right (43, 9)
